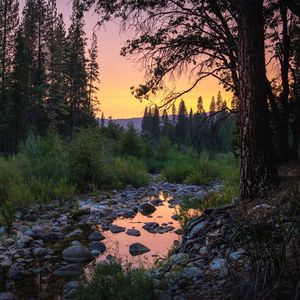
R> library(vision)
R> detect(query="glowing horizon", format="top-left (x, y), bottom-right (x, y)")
top-left (19, 0), bottom-right (232, 119)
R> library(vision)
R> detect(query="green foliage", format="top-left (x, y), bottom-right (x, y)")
top-left (112, 157), bottom-right (149, 188)
top-left (73, 262), bottom-right (155, 300)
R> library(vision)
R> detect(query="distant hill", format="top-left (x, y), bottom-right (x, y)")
top-left (102, 118), bottom-right (143, 132)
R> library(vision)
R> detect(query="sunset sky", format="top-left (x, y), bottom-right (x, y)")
top-left (19, 0), bottom-right (232, 119)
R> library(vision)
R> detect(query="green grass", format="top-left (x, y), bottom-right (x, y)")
top-left (73, 262), bottom-right (156, 300)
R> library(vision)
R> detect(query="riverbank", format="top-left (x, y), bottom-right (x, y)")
top-left (0, 180), bottom-right (221, 299)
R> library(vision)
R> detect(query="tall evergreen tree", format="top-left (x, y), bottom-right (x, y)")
top-left (197, 96), bottom-right (205, 114)
top-left (175, 99), bottom-right (189, 145)
top-left (216, 91), bottom-right (223, 111)
top-left (209, 96), bottom-right (216, 113)
top-left (87, 31), bottom-right (100, 117)
top-left (0, 0), bottom-right (19, 152)
top-left (66, 0), bottom-right (90, 136)
top-left (150, 105), bottom-right (160, 140)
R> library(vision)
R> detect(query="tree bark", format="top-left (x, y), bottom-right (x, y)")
top-left (238, 0), bottom-right (279, 200)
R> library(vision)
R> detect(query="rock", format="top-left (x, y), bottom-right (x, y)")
top-left (62, 246), bottom-right (94, 263)
top-left (88, 231), bottom-right (105, 242)
top-left (139, 203), bottom-right (156, 215)
top-left (54, 264), bottom-right (82, 277)
top-left (143, 222), bottom-right (159, 233)
top-left (89, 242), bottom-right (106, 253)
top-left (210, 258), bottom-right (228, 277)
top-left (188, 221), bottom-right (205, 237)
top-left (155, 226), bottom-right (175, 234)
top-left (126, 228), bottom-right (141, 236)
top-left (17, 235), bottom-right (33, 246)
top-left (0, 293), bottom-right (17, 300)
top-left (229, 249), bottom-right (245, 261)
top-left (99, 207), bottom-right (113, 217)
top-left (110, 225), bottom-right (126, 234)
top-left (0, 256), bottom-right (12, 268)
top-left (9, 266), bottom-right (24, 281)
top-left (0, 227), bottom-right (5, 235)
top-left (63, 281), bottom-right (80, 297)
top-left (150, 198), bottom-right (163, 206)
top-left (171, 214), bottom-right (180, 221)
top-left (71, 241), bottom-right (81, 246)
top-left (65, 229), bottom-right (83, 239)
top-left (181, 267), bottom-right (203, 280)
top-left (33, 247), bottom-right (49, 257)
top-left (118, 208), bottom-right (136, 218)
top-left (129, 243), bottom-right (150, 256)
top-left (91, 250), bottom-right (101, 256)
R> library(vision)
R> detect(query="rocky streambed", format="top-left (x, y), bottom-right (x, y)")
top-left (0, 181), bottom-right (221, 300)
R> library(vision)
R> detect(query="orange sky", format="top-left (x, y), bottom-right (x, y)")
top-left (20, 1), bottom-right (232, 119)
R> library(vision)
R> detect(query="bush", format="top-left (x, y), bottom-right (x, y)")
top-left (112, 157), bottom-right (149, 188)
top-left (73, 262), bottom-right (155, 300)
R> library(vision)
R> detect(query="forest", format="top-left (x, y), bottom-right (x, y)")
top-left (0, 0), bottom-right (299, 299)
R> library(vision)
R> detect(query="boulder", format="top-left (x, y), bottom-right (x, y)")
top-left (143, 222), bottom-right (159, 233)
top-left (88, 231), bottom-right (105, 242)
top-left (62, 246), bottom-right (94, 263)
top-left (89, 242), bottom-right (106, 253)
top-left (110, 225), bottom-right (126, 234)
top-left (139, 203), bottom-right (156, 215)
top-left (129, 243), bottom-right (150, 256)
top-left (126, 228), bottom-right (141, 237)
top-left (0, 293), bottom-right (17, 300)
top-left (54, 264), bottom-right (82, 277)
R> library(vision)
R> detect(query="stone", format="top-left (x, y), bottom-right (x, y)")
top-left (89, 242), bottom-right (106, 253)
top-left (62, 246), bottom-right (94, 263)
top-left (139, 203), bottom-right (156, 215)
top-left (181, 267), bottom-right (203, 280)
top-left (150, 199), bottom-right (163, 206)
top-left (88, 231), bottom-right (105, 242)
top-left (65, 229), bottom-right (83, 239)
top-left (229, 249), bottom-right (245, 261)
top-left (118, 208), bottom-right (136, 218)
top-left (129, 243), bottom-right (150, 256)
top-left (91, 250), bottom-right (101, 256)
top-left (110, 225), bottom-right (126, 234)
top-left (63, 281), bottom-right (80, 297)
top-left (143, 222), bottom-right (159, 233)
top-left (54, 264), bottom-right (82, 277)
top-left (17, 235), bottom-right (33, 246)
top-left (9, 266), bottom-right (24, 281)
top-left (189, 221), bottom-right (205, 237)
top-left (33, 247), bottom-right (49, 257)
top-left (99, 207), bottom-right (113, 217)
top-left (0, 256), bottom-right (12, 268)
top-left (126, 228), bottom-right (141, 236)
top-left (0, 293), bottom-right (17, 300)
top-left (155, 226), bottom-right (175, 234)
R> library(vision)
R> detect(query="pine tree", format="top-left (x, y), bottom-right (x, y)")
top-left (161, 108), bottom-right (170, 137)
top-left (210, 96), bottom-right (216, 113)
top-left (150, 105), bottom-right (160, 140)
top-left (22, 0), bottom-right (48, 133)
top-left (175, 99), bottom-right (188, 145)
top-left (197, 96), bottom-right (205, 114)
top-left (0, 0), bottom-right (19, 153)
top-left (216, 91), bottom-right (223, 111)
top-left (171, 103), bottom-right (177, 126)
top-left (87, 32), bottom-right (100, 117)
top-left (9, 29), bottom-right (29, 153)
top-left (66, 0), bottom-right (90, 136)
top-left (100, 112), bottom-right (105, 128)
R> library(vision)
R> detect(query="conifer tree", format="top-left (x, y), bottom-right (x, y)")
top-left (0, 0), bottom-right (19, 152)
top-left (197, 96), bottom-right (205, 114)
top-left (87, 32), bottom-right (100, 116)
top-left (150, 105), bottom-right (160, 140)
top-left (210, 96), bottom-right (216, 113)
top-left (175, 99), bottom-right (189, 145)
top-left (216, 91), bottom-right (223, 111)
top-left (66, 0), bottom-right (90, 136)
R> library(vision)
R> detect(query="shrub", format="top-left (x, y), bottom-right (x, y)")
top-left (73, 262), bottom-right (155, 300)
top-left (112, 157), bottom-right (149, 188)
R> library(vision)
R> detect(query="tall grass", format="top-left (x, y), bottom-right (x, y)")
top-left (73, 262), bottom-right (155, 300)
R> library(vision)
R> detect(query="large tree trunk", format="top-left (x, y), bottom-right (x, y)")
top-left (238, 0), bottom-right (279, 200)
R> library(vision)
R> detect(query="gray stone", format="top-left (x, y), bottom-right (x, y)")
top-left (62, 246), bottom-right (94, 263)
top-left (65, 229), bottom-right (83, 239)
top-left (0, 293), bottom-right (17, 300)
top-left (9, 266), bottom-right (24, 281)
top-left (63, 281), bottom-right (80, 297)
top-left (229, 249), bottom-right (245, 261)
top-left (139, 203), bottom-right (156, 215)
top-left (91, 250), bottom-right (101, 256)
top-left (181, 267), bottom-right (203, 279)
top-left (54, 264), bottom-right (82, 277)
top-left (129, 243), bottom-right (150, 256)
top-left (89, 241), bottom-right (106, 253)
top-left (143, 222), bottom-right (159, 233)
top-left (99, 207), bottom-right (113, 217)
top-left (33, 247), bottom-right (49, 257)
top-left (126, 228), bottom-right (141, 236)
top-left (88, 231), bottom-right (105, 242)
top-left (110, 225), bottom-right (126, 234)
